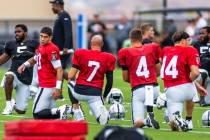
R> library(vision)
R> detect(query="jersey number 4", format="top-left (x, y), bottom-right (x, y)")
top-left (87, 61), bottom-right (100, 82)
top-left (136, 56), bottom-right (149, 78)
top-left (160, 56), bottom-right (178, 78)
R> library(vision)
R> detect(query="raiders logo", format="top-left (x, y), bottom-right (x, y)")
top-left (52, 53), bottom-right (57, 61)
top-left (196, 56), bottom-right (200, 64)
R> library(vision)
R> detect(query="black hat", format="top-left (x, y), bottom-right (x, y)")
top-left (49, 0), bottom-right (64, 4)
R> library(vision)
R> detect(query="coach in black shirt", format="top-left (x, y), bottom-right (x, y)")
top-left (49, 0), bottom-right (83, 111)
top-left (50, 0), bottom-right (73, 69)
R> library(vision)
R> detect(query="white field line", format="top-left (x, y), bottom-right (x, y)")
top-left (124, 102), bottom-right (209, 110)
top-left (2, 115), bottom-right (32, 119)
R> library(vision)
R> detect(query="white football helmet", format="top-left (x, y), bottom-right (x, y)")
top-left (107, 88), bottom-right (124, 104)
top-left (202, 110), bottom-right (210, 127)
top-left (109, 103), bottom-right (125, 120)
top-left (156, 93), bottom-right (167, 109)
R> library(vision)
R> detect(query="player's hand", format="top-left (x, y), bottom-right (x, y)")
top-left (52, 88), bottom-right (62, 100)
top-left (17, 64), bottom-right (25, 74)
top-left (197, 85), bottom-right (208, 96)
top-left (63, 48), bottom-right (69, 55)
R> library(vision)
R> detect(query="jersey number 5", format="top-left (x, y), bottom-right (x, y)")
top-left (160, 56), bottom-right (178, 78)
top-left (136, 56), bottom-right (149, 78)
top-left (17, 46), bottom-right (27, 53)
top-left (87, 61), bottom-right (100, 82)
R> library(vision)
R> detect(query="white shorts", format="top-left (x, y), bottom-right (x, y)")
top-left (73, 91), bottom-right (104, 119)
top-left (131, 85), bottom-right (159, 123)
top-left (32, 87), bottom-right (56, 113)
top-left (205, 79), bottom-right (210, 104)
top-left (166, 83), bottom-right (197, 120)
top-left (1, 71), bottom-right (30, 111)
top-left (31, 64), bottom-right (38, 87)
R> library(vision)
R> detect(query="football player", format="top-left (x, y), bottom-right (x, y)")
top-left (160, 31), bottom-right (204, 131)
top-left (193, 26), bottom-right (210, 106)
top-left (18, 27), bottom-right (70, 119)
top-left (0, 24), bottom-right (39, 115)
top-left (118, 28), bottom-right (161, 129)
top-left (68, 35), bottom-right (116, 125)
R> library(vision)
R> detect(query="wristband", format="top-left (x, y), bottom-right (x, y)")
top-left (56, 80), bottom-right (62, 89)
top-left (23, 61), bottom-right (30, 68)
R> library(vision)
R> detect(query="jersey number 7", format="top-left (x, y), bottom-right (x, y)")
top-left (87, 61), bottom-right (100, 82)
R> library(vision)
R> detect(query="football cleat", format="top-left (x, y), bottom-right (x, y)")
top-left (173, 111), bottom-right (188, 132)
top-left (2, 99), bottom-right (15, 115)
top-left (185, 120), bottom-right (193, 130)
top-left (146, 112), bottom-right (160, 129)
top-left (99, 106), bottom-right (109, 125)
top-left (58, 104), bottom-right (70, 120)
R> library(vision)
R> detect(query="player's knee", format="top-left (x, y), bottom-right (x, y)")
top-left (15, 109), bottom-right (26, 114)
top-left (5, 74), bottom-right (14, 85)
top-left (14, 106), bottom-right (26, 114)
top-left (201, 72), bottom-right (208, 81)
top-left (134, 120), bottom-right (144, 128)
top-left (33, 112), bottom-right (40, 119)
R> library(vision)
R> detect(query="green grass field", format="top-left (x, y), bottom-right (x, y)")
top-left (0, 68), bottom-right (210, 140)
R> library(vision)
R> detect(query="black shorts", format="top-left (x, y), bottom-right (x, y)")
top-left (75, 85), bottom-right (102, 96)
top-left (60, 55), bottom-right (71, 69)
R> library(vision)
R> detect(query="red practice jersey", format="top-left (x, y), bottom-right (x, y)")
top-left (118, 43), bottom-right (162, 88)
top-left (72, 49), bottom-right (116, 89)
top-left (161, 46), bottom-right (200, 88)
top-left (36, 42), bottom-right (60, 88)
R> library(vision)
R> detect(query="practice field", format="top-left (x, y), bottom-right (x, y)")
top-left (0, 68), bottom-right (210, 140)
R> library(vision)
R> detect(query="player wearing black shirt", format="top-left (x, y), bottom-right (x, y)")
top-left (193, 26), bottom-right (210, 106)
top-left (0, 24), bottom-right (39, 114)
top-left (50, 0), bottom-right (84, 120)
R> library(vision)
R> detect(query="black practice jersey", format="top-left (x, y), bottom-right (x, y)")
top-left (52, 10), bottom-right (73, 50)
top-left (4, 40), bottom-right (39, 85)
top-left (193, 41), bottom-right (210, 76)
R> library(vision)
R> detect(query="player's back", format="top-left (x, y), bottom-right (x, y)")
top-left (73, 49), bottom-right (116, 89)
top-left (118, 44), bottom-right (161, 88)
top-left (161, 46), bottom-right (199, 87)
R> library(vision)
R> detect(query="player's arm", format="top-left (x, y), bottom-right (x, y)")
top-left (68, 50), bottom-right (79, 81)
top-left (52, 59), bottom-right (63, 100)
top-left (0, 53), bottom-right (10, 65)
top-left (0, 42), bottom-right (13, 65)
top-left (61, 14), bottom-right (73, 54)
top-left (190, 65), bottom-right (200, 81)
top-left (194, 81), bottom-right (208, 96)
top-left (103, 55), bottom-right (116, 99)
top-left (17, 56), bottom-right (36, 74)
top-left (68, 67), bottom-right (78, 82)
top-left (155, 63), bottom-right (161, 77)
top-left (122, 69), bottom-right (130, 83)
top-left (118, 49), bottom-right (129, 82)
top-left (103, 71), bottom-right (113, 99)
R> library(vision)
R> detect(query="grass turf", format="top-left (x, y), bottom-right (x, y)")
top-left (0, 68), bottom-right (210, 140)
